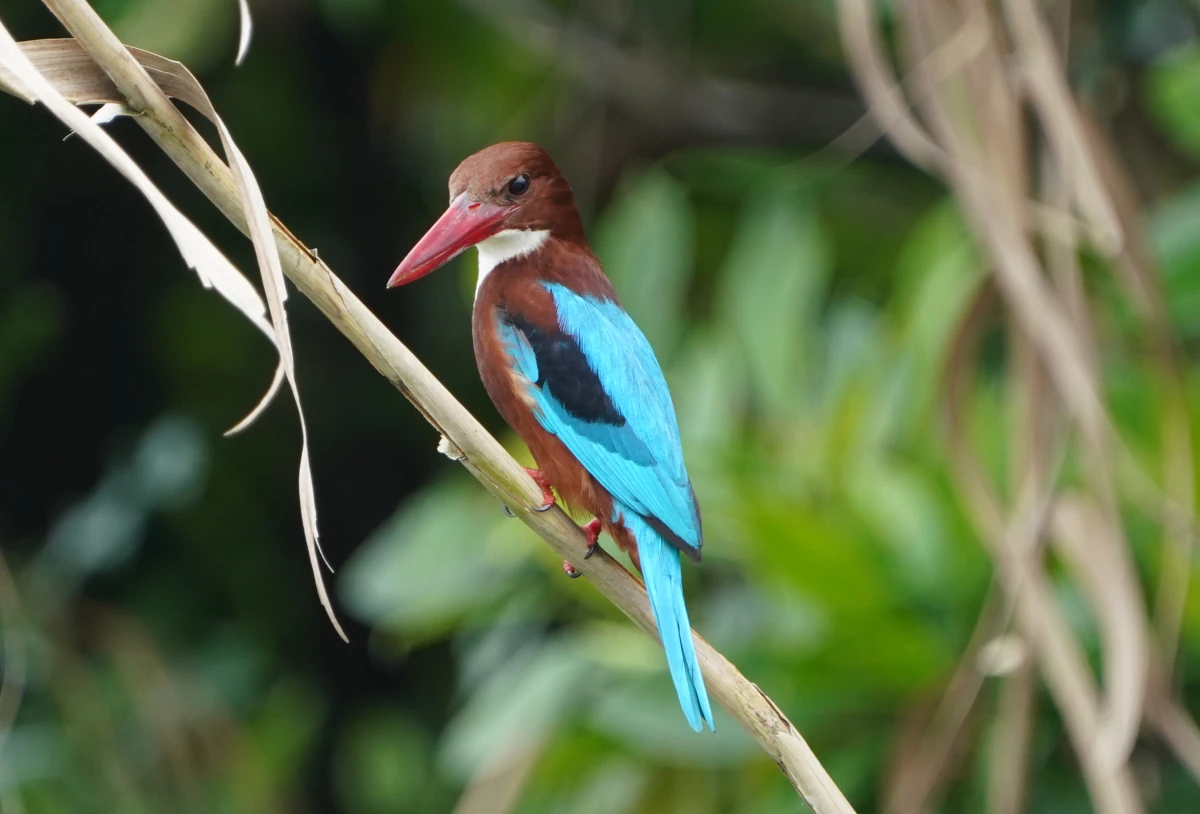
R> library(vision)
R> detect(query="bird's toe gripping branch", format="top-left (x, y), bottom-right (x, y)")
top-left (525, 467), bottom-right (557, 512)
top-left (564, 518), bottom-right (602, 578)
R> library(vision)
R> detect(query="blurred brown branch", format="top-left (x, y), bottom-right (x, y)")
top-left (458, 0), bottom-right (866, 147)
top-left (835, 0), bottom-right (1200, 811)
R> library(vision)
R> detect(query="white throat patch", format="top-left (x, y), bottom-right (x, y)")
top-left (475, 229), bottom-right (550, 300)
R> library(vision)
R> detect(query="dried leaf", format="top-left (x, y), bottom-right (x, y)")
top-left (0, 30), bottom-right (273, 341)
top-left (0, 33), bottom-right (347, 640)
top-left (225, 361), bottom-right (285, 436)
top-left (236, 0), bottom-right (253, 66)
top-left (0, 40), bottom-right (217, 114)
top-left (219, 118), bottom-right (345, 624)
top-left (90, 100), bottom-right (123, 124)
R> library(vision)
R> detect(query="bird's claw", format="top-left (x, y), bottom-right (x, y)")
top-left (525, 467), bottom-right (557, 512)
top-left (582, 518), bottom-right (602, 559)
top-left (502, 504), bottom-right (516, 518)
top-left (562, 520), bottom-right (603, 579)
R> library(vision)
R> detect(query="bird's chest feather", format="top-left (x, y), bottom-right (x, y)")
top-left (473, 270), bottom-right (626, 426)
top-left (470, 265), bottom-right (622, 523)
top-left (471, 270), bottom-right (560, 439)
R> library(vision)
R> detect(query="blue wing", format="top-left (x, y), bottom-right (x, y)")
top-left (496, 283), bottom-right (715, 731)
top-left (496, 282), bottom-right (701, 554)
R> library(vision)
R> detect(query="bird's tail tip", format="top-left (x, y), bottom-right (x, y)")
top-left (629, 511), bottom-right (715, 733)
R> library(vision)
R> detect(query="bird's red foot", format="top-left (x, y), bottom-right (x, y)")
top-left (563, 519), bottom-right (603, 579)
top-left (525, 467), bottom-right (556, 512)
top-left (581, 518), bottom-right (602, 556)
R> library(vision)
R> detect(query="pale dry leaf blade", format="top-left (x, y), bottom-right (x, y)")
top-left (0, 25), bottom-right (351, 637)
top-left (0, 62), bottom-right (34, 102)
top-left (90, 101), bottom-right (124, 124)
top-left (226, 361), bottom-right (286, 436)
top-left (300, 443), bottom-right (341, 577)
top-left (0, 39), bottom-right (290, 438)
top-left (236, 0), bottom-right (253, 67)
top-left (215, 114), bottom-right (343, 635)
top-left (0, 40), bottom-right (220, 119)
top-left (0, 27), bottom-right (272, 340)
top-left (12, 30), bottom-right (342, 636)
top-left (60, 101), bottom-right (126, 142)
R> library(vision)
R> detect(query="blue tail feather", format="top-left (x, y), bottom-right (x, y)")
top-left (620, 504), bottom-right (714, 732)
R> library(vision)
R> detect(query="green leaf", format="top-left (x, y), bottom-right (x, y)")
top-left (716, 186), bottom-right (829, 417)
top-left (248, 679), bottom-right (327, 786)
top-left (588, 676), bottom-right (757, 766)
top-left (1149, 181), bottom-right (1200, 338)
top-left (338, 480), bottom-right (526, 635)
top-left (1146, 46), bottom-right (1200, 158)
top-left (560, 759), bottom-right (649, 814)
top-left (334, 707), bottom-right (440, 814)
top-left (670, 328), bottom-right (746, 451)
top-left (439, 636), bottom-right (590, 778)
top-left (892, 199), bottom-right (982, 424)
top-left (845, 455), bottom-right (948, 592)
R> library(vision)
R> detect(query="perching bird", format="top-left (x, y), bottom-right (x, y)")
top-left (387, 142), bottom-right (713, 732)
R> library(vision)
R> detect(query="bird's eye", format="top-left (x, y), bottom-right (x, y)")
top-left (508, 174), bottom-right (531, 196)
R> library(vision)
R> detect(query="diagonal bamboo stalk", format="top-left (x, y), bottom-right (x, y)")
top-left (16, 1), bottom-right (855, 810)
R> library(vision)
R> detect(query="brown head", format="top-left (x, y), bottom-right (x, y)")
top-left (387, 142), bottom-right (585, 288)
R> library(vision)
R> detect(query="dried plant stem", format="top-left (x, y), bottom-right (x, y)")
top-left (836, 0), bottom-right (1200, 805)
top-left (984, 660), bottom-right (1035, 814)
top-left (943, 286), bottom-right (1143, 813)
top-left (24, 1), bottom-right (853, 810)
top-left (882, 585), bottom-right (1003, 813)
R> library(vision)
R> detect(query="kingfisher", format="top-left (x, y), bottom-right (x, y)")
top-left (387, 142), bottom-right (713, 732)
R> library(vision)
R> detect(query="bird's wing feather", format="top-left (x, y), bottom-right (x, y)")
top-left (496, 282), bottom-right (700, 552)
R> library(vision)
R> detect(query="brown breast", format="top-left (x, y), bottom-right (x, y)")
top-left (469, 248), bottom-right (619, 531)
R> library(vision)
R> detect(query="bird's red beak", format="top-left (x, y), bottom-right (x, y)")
top-left (387, 193), bottom-right (514, 288)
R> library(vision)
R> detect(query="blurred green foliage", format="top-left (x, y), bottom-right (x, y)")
top-left (3, 0), bottom-right (1200, 812)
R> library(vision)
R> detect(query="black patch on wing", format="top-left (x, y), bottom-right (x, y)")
top-left (500, 310), bottom-right (625, 426)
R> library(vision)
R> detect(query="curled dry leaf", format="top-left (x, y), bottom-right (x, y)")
top-left (218, 117), bottom-right (344, 619)
top-left (225, 362), bottom-right (286, 436)
top-left (0, 32), bottom-right (273, 341)
top-left (0, 35), bottom-right (346, 640)
top-left (236, 0), bottom-right (253, 66)
top-left (0, 39), bottom-right (218, 110)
